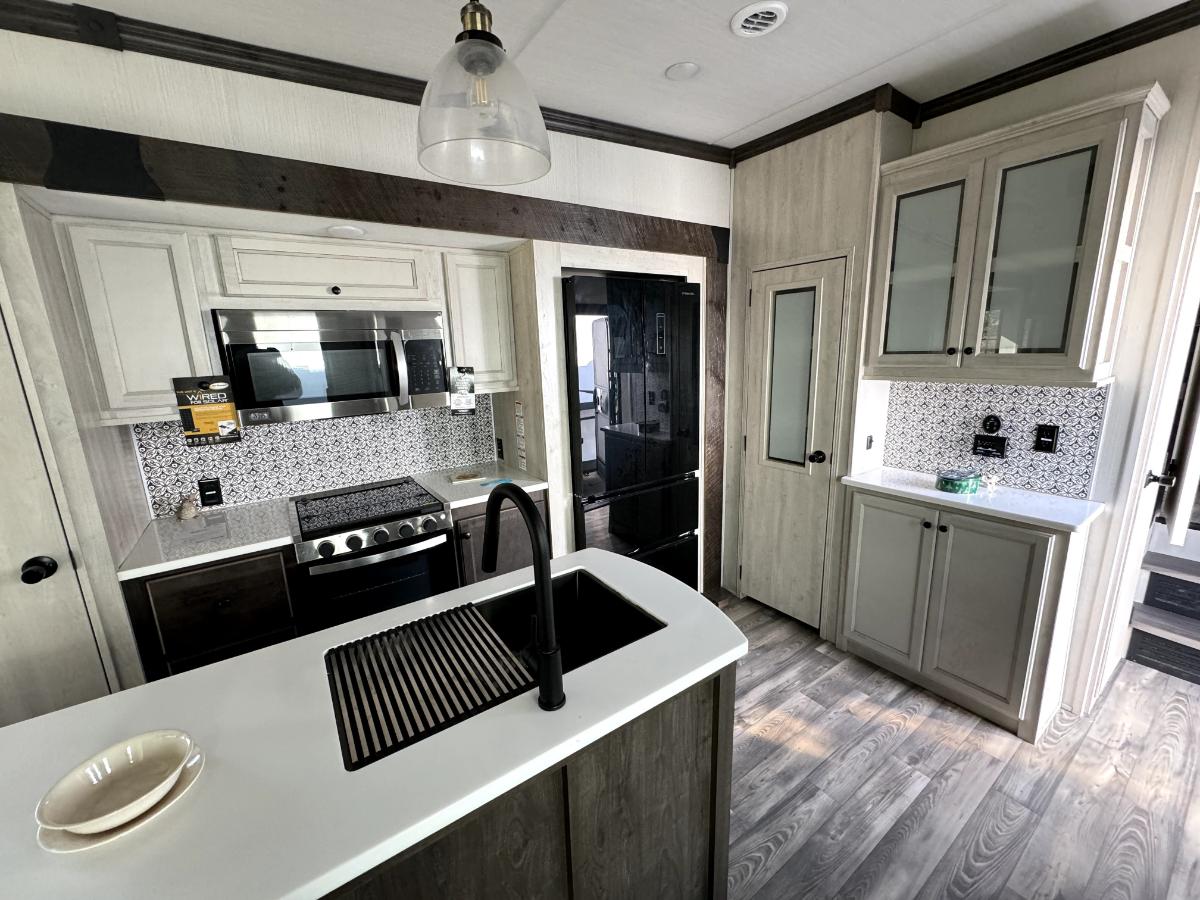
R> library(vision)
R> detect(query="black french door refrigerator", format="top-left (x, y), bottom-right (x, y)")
top-left (563, 274), bottom-right (701, 588)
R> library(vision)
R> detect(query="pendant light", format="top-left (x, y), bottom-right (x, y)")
top-left (417, 2), bottom-right (552, 186)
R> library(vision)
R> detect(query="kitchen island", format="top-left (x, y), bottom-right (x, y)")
top-left (0, 549), bottom-right (745, 899)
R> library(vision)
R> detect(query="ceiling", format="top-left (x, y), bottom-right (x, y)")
top-left (50, 0), bottom-right (1179, 148)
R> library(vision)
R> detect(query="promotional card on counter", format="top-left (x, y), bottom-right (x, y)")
top-left (173, 376), bottom-right (241, 446)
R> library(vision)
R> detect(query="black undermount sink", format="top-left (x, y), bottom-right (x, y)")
top-left (477, 569), bottom-right (665, 676)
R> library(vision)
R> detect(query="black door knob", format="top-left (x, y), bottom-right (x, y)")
top-left (963, 346), bottom-right (975, 356)
top-left (922, 521), bottom-right (932, 529)
top-left (946, 347), bottom-right (957, 355)
top-left (330, 285), bottom-right (342, 295)
top-left (20, 556), bottom-right (58, 585)
top-left (808, 450), bottom-right (827, 464)
top-left (938, 524), bottom-right (949, 533)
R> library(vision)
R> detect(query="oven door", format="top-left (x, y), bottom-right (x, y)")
top-left (289, 531), bottom-right (460, 633)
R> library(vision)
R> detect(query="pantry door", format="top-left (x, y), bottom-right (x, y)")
top-left (0, 307), bottom-right (110, 726)
top-left (738, 258), bottom-right (846, 626)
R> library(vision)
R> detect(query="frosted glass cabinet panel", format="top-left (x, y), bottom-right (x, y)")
top-left (977, 147), bottom-right (1097, 356)
top-left (884, 182), bottom-right (965, 355)
top-left (766, 287), bottom-right (815, 465)
top-left (865, 87), bottom-right (1167, 386)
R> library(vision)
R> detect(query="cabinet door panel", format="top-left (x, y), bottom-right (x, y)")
top-left (922, 513), bottom-right (1051, 716)
top-left (866, 160), bottom-right (983, 373)
top-left (214, 235), bottom-right (434, 301)
top-left (844, 493), bottom-right (935, 670)
top-left (457, 498), bottom-right (546, 585)
top-left (444, 252), bottom-right (517, 392)
top-left (67, 225), bottom-right (207, 414)
top-left (963, 117), bottom-right (1123, 372)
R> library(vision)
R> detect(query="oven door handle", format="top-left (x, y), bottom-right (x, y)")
top-left (307, 533), bottom-right (448, 575)
top-left (390, 332), bottom-right (411, 408)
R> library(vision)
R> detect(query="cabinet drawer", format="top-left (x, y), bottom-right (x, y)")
top-left (214, 235), bottom-right (435, 301)
top-left (145, 553), bottom-right (294, 661)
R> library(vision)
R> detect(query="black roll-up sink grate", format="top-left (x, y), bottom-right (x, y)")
top-left (324, 603), bottom-right (535, 770)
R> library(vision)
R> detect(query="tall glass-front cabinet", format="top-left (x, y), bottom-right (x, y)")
top-left (866, 85), bottom-right (1169, 385)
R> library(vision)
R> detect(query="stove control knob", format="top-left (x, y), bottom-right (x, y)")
top-left (373, 528), bottom-right (390, 545)
top-left (421, 517), bottom-right (437, 533)
top-left (345, 534), bottom-right (363, 552)
top-left (398, 522), bottom-right (416, 539)
top-left (317, 541), bottom-right (336, 559)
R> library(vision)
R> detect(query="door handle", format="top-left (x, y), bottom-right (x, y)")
top-left (20, 556), bottom-right (59, 585)
top-left (808, 451), bottom-right (827, 464)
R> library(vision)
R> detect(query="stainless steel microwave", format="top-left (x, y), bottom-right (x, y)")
top-left (213, 309), bottom-right (449, 425)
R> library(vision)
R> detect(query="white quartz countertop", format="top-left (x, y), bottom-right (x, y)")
top-left (842, 468), bottom-right (1104, 533)
top-left (412, 462), bottom-right (549, 510)
top-left (117, 498), bottom-right (293, 581)
top-left (118, 464), bottom-right (549, 580)
top-left (0, 549), bottom-right (744, 900)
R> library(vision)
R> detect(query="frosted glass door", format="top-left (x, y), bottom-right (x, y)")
top-left (976, 147), bottom-right (1097, 356)
top-left (766, 287), bottom-right (816, 465)
top-left (883, 182), bottom-right (965, 354)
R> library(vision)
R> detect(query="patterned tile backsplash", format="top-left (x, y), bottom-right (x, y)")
top-left (882, 382), bottom-right (1109, 499)
top-left (134, 397), bottom-right (496, 517)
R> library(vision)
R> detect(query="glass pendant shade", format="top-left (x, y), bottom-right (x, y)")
top-left (418, 38), bottom-right (552, 186)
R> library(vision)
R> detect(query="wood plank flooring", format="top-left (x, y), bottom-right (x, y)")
top-left (722, 595), bottom-right (1200, 900)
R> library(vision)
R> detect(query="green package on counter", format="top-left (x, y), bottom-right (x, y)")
top-left (935, 468), bottom-right (981, 494)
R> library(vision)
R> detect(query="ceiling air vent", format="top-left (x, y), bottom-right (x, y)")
top-left (731, 2), bottom-right (788, 38)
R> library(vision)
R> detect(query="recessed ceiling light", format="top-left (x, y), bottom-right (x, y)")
top-left (731, 1), bottom-right (788, 38)
top-left (664, 61), bottom-right (701, 81)
top-left (325, 224), bottom-right (366, 239)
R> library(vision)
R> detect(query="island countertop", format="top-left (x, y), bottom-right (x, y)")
top-left (0, 549), bottom-right (745, 900)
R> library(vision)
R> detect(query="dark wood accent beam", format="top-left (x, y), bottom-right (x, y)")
top-left (0, 0), bottom-right (731, 165)
top-left (0, 112), bottom-right (730, 261)
top-left (703, 258), bottom-right (728, 595)
top-left (917, 0), bottom-right (1200, 123)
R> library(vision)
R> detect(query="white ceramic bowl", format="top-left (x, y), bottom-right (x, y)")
top-left (35, 730), bottom-right (194, 834)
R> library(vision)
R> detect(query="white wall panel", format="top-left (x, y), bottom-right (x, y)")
top-left (0, 32), bottom-right (731, 228)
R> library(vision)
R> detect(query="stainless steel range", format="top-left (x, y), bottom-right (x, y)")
top-left (289, 477), bottom-right (452, 564)
top-left (287, 478), bottom-right (461, 633)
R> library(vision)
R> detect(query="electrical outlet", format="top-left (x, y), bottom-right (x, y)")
top-left (198, 477), bottom-right (223, 506)
top-left (866, 434), bottom-right (874, 450)
top-left (1034, 424), bottom-right (1060, 453)
top-left (495, 437), bottom-right (504, 460)
top-left (972, 434), bottom-right (1008, 459)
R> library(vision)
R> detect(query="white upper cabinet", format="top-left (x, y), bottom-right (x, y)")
top-left (214, 235), bottom-right (438, 303)
top-left (866, 85), bottom-right (1168, 385)
top-left (65, 224), bottom-right (208, 423)
top-left (443, 251), bottom-right (518, 393)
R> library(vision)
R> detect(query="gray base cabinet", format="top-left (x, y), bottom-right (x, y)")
top-left (325, 666), bottom-right (735, 900)
top-left (455, 492), bottom-right (548, 585)
top-left (843, 490), bottom-right (1079, 741)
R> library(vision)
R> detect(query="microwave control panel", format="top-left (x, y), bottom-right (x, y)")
top-left (406, 339), bottom-right (448, 394)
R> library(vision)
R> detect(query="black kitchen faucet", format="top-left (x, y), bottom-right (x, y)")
top-left (481, 484), bottom-right (565, 711)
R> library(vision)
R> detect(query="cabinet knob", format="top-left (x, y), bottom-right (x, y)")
top-left (461, 531), bottom-right (472, 540)
top-left (20, 556), bottom-right (58, 585)
top-left (330, 285), bottom-right (342, 295)
top-left (963, 346), bottom-right (975, 356)
top-left (946, 347), bottom-right (958, 356)
top-left (922, 521), bottom-right (932, 529)
top-left (938, 524), bottom-right (949, 533)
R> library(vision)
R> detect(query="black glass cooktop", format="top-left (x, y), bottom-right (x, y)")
top-left (294, 478), bottom-right (443, 539)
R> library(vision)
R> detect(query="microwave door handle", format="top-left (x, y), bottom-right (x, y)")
top-left (391, 333), bottom-right (411, 407)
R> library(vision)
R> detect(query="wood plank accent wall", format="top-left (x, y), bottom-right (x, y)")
top-left (704, 257), bottom-right (728, 595)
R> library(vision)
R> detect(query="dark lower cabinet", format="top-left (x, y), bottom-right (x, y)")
top-left (456, 492), bottom-right (549, 585)
top-left (326, 665), bottom-right (735, 900)
top-left (123, 550), bottom-right (297, 680)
